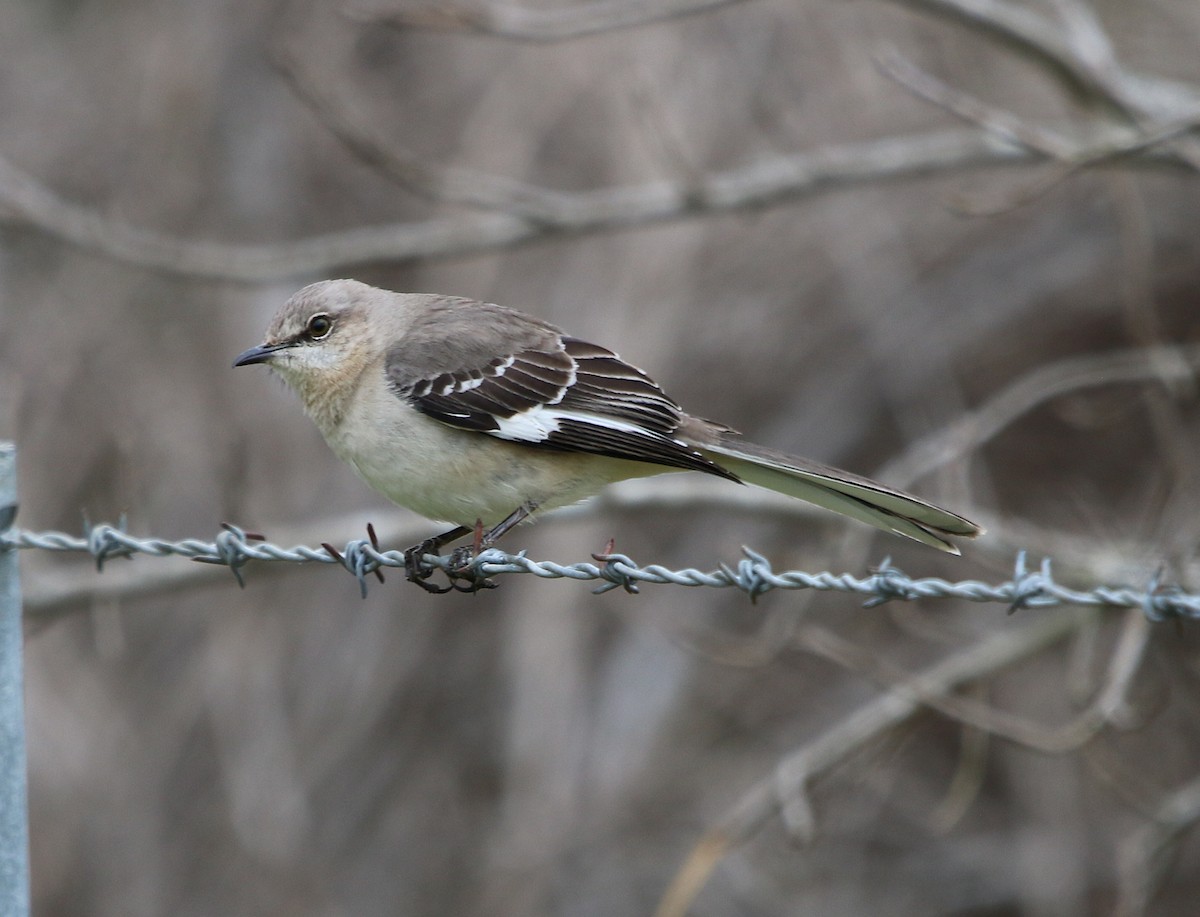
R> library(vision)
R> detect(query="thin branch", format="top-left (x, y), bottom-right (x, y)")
top-left (878, 50), bottom-right (1079, 160)
top-left (1044, 0), bottom-right (1193, 131)
top-left (878, 343), bottom-right (1200, 488)
top-left (653, 610), bottom-right (1083, 917)
top-left (890, 0), bottom-right (1200, 118)
top-left (5, 3), bottom-right (1195, 283)
top-left (347, 0), bottom-right (751, 41)
top-left (1090, 608), bottom-right (1153, 728)
top-left (878, 49), bottom-right (1200, 210)
top-left (0, 129), bottom-right (1051, 281)
top-left (794, 604), bottom-right (1153, 754)
top-left (14, 0), bottom-right (1200, 283)
top-left (927, 700), bottom-right (990, 833)
top-left (271, 36), bottom-right (573, 220)
top-left (1047, 0), bottom-right (1117, 81)
top-left (1116, 774), bottom-right (1200, 917)
top-left (889, 0), bottom-right (1200, 168)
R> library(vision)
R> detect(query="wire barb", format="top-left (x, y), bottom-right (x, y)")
top-left (192, 523), bottom-right (265, 587)
top-left (1007, 551), bottom-right (1053, 614)
top-left (863, 558), bottom-right (921, 608)
top-left (590, 550), bottom-right (642, 595)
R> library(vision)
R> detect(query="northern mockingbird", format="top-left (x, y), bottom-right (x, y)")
top-left (235, 280), bottom-right (980, 591)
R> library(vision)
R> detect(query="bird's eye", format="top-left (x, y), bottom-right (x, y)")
top-left (305, 313), bottom-right (333, 340)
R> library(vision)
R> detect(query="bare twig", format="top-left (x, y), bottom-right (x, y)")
top-left (653, 610), bottom-right (1083, 917)
top-left (878, 50), bottom-right (1200, 218)
top-left (1108, 174), bottom-right (1198, 524)
top-left (271, 36), bottom-right (573, 221)
top-left (1089, 609), bottom-right (1153, 728)
top-left (928, 701), bottom-right (990, 832)
top-left (0, 129), bottom-right (1053, 280)
top-left (891, 0), bottom-right (1200, 118)
top-left (12, 0), bottom-right (1200, 282)
top-left (890, 0), bottom-right (1200, 167)
top-left (6, 1), bottom-right (1191, 285)
top-left (1116, 774), bottom-right (1200, 917)
top-left (348, 0), bottom-right (751, 41)
top-left (794, 605), bottom-right (1151, 754)
top-left (878, 50), bottom-right (1079, 159)
top-left (1044, 0), bottom-right (1191, 129)
top-left (878, 343), bottom-right (1200, 488)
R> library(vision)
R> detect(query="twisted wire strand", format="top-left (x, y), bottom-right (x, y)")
top-left (2, 520), bottom-right (1196, 618)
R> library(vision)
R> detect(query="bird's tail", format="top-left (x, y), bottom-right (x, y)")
top-left (697, 437), bottom-right (981, 554)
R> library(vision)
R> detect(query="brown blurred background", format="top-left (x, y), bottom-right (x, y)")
top-left (4, 0), bottom-right (1200, 914)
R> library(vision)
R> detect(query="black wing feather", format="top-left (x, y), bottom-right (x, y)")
top-left (389, 327), bottom-right (738, 481)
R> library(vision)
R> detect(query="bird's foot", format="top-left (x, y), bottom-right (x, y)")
top-left (444, 519), bottom-right (499, 593)
top-left (403, 536), bottom-right (456, 594)
top-left (403, 521), bottom-right (499, 593)
top-left (441, 545), bottom-right (499, 593)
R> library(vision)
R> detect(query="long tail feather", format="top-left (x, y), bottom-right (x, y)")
top-left (698, 438), bottom-right (981, 554)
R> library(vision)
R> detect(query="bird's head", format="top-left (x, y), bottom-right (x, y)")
top-left (234, 279), bottom-right (391, 426)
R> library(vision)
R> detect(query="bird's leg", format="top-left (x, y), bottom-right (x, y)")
top-left (403, 524), bottom-right (471, 593)
top-left (446, 501), bottom-right (538, 592)
top-left (485, 501), bottom-right (538, 543)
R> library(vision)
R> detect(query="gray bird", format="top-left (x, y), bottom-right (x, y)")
top-left (235, 280), bottom-right (980, 591)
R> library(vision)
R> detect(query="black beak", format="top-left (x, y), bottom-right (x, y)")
top-left (233, 341), bottom-right (291, 368)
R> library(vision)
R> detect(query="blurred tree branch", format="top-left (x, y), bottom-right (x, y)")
top-left (879, 343), bottom-right (1200, 490)
top-left (792, 606), bottom-right (1151, 755)
top-left (347, 0), bottom-right (752, 40)
top-left (1117, 773), bottom-right (1200, 916)
top-left (659, 602), bottom-right (1163, 913)
top-left (270, 35), bottom-right (572, 219)
top-left (654, 609), bottom-right (1086, 917)
top-left (895, 0), bottom-right (1200, 122)
top-left (0, 131), bottom-right (1043, 281)
top-left (3, 0), bottom-right (1199, 280)
top-left (879, 51), bottom-right (1200, 169)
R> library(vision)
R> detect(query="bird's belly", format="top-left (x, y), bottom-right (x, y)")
top-left (324, 404), bottom-right (645, 527)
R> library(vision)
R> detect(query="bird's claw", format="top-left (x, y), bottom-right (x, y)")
top-left (404, 539), bottom-right (455, 594)
top-left (402, 538), bottom-right (499, 594)
top-left (446, 545), bottom-right (499, 593)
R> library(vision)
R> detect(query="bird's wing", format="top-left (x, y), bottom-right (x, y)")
top-left (386, 303), bottom-right (737, 479)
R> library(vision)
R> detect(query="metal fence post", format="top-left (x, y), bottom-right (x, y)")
top-left (0, 443), bottom-right (30, 916)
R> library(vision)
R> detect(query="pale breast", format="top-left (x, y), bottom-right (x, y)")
top-left (321, 375), bottom-right (661, 527)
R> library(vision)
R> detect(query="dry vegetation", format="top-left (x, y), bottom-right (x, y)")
top-left (4, 0), bottom-right (1200, 914)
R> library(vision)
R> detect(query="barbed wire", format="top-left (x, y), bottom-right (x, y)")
top-left (2, 519), bottom-right (1197, 619)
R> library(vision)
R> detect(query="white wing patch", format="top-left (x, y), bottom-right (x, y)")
top-left (444, 376), bottom-right (486, 395)
top-left (490, 405), bottom-right (655, 444)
